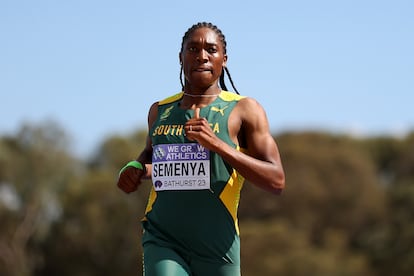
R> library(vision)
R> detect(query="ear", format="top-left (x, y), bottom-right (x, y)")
top-left (179, 52), bottom-right (183, 65)
top-left (222, 54), bottom-right (228, 67)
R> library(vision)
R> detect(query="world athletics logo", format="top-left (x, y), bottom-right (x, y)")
top-left (153, 146), bottom-right (166, 160)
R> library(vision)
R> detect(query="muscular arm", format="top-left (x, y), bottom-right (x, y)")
top-left (236, 98), bottom-right (285, 193)
top-left (185, 98), bottom-right (285, 194)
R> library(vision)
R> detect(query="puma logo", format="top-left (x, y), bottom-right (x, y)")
top-left (211, 105), bottom-right (229, 116)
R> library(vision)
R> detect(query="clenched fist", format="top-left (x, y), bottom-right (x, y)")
top-left (117, 165), bottom-right (146, 193)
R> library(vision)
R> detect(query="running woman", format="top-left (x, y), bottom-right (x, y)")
top-left (117, 22), bottom-right (285, 276)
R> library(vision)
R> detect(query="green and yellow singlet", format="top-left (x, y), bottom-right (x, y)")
top-left (142, 91), bottom-right (246, 264)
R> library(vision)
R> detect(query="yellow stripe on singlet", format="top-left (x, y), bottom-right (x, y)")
top-left (219, 146), bottom-right (245, 235)
top-left (219, 169), bottom-right (244, 235)
top-left (143, 187), bottom-right (157, 220)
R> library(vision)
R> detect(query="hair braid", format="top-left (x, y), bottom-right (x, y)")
top-left (179, 22), bottom-right (239, 94)
top-left (224, 67), bottom-right (239, 94)
top-left (179, 64), bottom-right (184, 89)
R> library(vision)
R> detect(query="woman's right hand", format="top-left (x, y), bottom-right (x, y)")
top-left (117, 167), bottom-right (145, 193)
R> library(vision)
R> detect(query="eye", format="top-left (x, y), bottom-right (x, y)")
top-left (208, 47), bottom-right (217, 53)
top-left (188, 47), bottom-right (197, 52)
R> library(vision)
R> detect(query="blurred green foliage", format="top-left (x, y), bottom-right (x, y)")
top-left (0, 122), bottom-right (413, 276)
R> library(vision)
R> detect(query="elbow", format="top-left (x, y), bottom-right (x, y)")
top-left (270, 172), bottom-right (285, 195)
top-left (247, 163), bottom-right (285, 195)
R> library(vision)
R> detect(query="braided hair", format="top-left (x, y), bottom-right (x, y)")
top-left (179, 22), bottom-right (239, 94)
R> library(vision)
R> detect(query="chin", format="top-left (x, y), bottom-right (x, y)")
top-left (188, 78), bottom-right (215, 88)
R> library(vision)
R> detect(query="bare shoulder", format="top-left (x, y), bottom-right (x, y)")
top-left (149, 101), bottom-right (159, 114)
top-left (148, 101), bottom-right (159, 126)
top-left (236, 96), bottom-right (269, 128)
top-left (229, 96), bottom-right (271, 149)
top-left (238, 96), bottom-right (260, 107)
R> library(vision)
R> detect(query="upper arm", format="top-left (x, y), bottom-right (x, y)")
top-left (236, 98), bottom-right (281, 165)
top-left (147, 101), bottom-right (159, 132)
top-left (138, 102), bottom-right (158, 163)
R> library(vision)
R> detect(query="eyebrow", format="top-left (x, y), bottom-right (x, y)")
top-left (186, 41), bottom-right (218, 47)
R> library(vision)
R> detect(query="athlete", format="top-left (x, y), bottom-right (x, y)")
top-left (117, 22), bottom-right (285, 276)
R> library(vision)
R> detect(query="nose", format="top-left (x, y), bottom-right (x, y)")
top-left (196, 49), bottom-right (208, 63)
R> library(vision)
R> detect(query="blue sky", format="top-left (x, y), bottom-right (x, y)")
top-left (1, 0), bottom-right (413, 157)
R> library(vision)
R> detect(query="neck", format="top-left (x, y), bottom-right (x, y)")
top-left (183, 84), bottom-right (222, 98)
top-left (180, 86), bottom-right (221, 109)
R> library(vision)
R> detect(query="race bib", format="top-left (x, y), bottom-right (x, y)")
top-left (152, 143), bottom-right (210, 191)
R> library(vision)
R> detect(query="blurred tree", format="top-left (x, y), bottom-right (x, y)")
top-left (241, 132), bottom-right (386, 235)
top-left (239, 131), bottom-right (387, 275)
top-left (356, 132), bottom-right (414, 276)
top-left (0, 121), bottom-right (77, 276)
top-left (240, 220), bottom-right (375, 276)
top-left (88, 130), bottom-right (147, 170)
top-left (37, 170), bottom-right (152, 276)
top-left (359, 136), bottom-right (403, 186)
top-left (394, 132), bottom-right (414, 183)
top-left (35, 129), bottom-right (151, 275)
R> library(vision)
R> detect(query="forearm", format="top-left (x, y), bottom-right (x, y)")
top-left (212, 139), bottom-right (285, 194)
top-left (136, 147), bottom-right (153, 179)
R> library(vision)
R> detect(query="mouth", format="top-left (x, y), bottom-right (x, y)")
top-left (193, 67), bottom-right (212, 73)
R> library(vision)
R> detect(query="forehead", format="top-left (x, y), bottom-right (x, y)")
top-left (185, 27), bottom-right (222, 45)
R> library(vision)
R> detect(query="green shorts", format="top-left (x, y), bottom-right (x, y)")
top-left (143, 242), bottom-right (241, 276)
